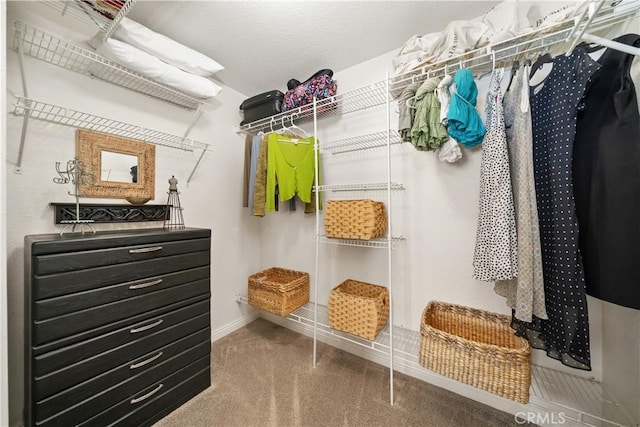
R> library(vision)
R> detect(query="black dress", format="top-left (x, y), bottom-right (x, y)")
top-left (530, 48), bottom-right (600, 370)
top-left (573, 34), bottom-right (640, 311)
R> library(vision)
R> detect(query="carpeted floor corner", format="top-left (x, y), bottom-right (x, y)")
top-left (154, 318), bottom-right (529, 427)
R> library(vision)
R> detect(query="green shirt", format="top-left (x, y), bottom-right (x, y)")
top-left (266, 133), bottom-right (317, 212)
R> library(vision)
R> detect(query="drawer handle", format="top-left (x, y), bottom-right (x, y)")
top-left (130, 351), bottom-right (163, 370)
top-left (129, 246), bottom-right (163, 254)
top-left (130, 383), bottom-right (163, 404)
top-left (130, 319), bottom-right (163, 334)
top-left (129, 278), bottom-right (163, 290)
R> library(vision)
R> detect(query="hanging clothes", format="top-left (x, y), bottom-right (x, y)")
top-left (252, 133), bottom-right (270, 217)
top-left (494, 64), bottom-right (547, 324)
top-left (573, 34), bottom-right (640, 311)
top-left (266, 133), bottom-right (317, 212)
top-left (472, 68), bottom-right (518, 282)
top-left (398, 81), bottom-right (421, 142)
top-left (242, 132), bottom-right (254, 207)
top-left (248, 132), bottom-right (263, 214)
top-left (530, 48), bottom-right (600, 371)
top-left (447, 68), bottom-right (486, 148)
top-left (410, 77), bottom-right (449, 151)
top-left (435, 74), bottom-right (463, 163)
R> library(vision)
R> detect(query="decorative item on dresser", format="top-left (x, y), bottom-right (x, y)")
top-left (24, 228), bottom-right (212, 427)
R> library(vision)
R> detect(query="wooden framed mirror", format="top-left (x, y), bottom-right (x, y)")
top-left (76, 129), bottom-right (155, 200)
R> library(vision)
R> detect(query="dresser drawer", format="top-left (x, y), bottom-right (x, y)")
top-left (77, 356), bottom-right (210, 427)
top-left (34, 299), bottom-right (209, 377)
top-left (35, 312), bottom-right (209, 398)
top-left (33, 250), bottom-right (210, 300)
top-left (33, 295), bottom-right (206, 357)
top-left (34, 238), bottom-right (211, 275)
top-left (34, 266), bottom-right (210, 320)
top-left (33, 278), bottom-right (209, 345)
top-left (36, 336), bottom-right (211, 426)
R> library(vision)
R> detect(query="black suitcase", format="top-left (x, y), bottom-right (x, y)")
top-left (239, 90), bottom-right (284, 125)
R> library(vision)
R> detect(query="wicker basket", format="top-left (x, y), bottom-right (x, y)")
top-left (324, 200), bottom-right (387, 240)
top-left (248, 267), bottom-right (309, 316)
top-left (328, 279), bottom-right (389, 340)
top-left (419, 301), bottom-right (532, 403)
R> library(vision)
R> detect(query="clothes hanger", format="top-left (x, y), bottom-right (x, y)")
top-left (529, 52), bottom-right (553, 79)
top-left (505, 60), bottom-right (519, 93)
top-left (276, 116), bottom-right (289, 134)
top-left (405, 71), bottom-right (431, 109)
top-left (288, 113), bottom-right (309, 137)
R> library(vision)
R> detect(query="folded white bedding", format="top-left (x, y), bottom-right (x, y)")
top-left (112, 17), bottom-right (224, 77)
top-left (95, 38), bottom-right (222, 99)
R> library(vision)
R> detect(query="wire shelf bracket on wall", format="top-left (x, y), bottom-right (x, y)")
top-left (11, 96), bottom-right (211, 182)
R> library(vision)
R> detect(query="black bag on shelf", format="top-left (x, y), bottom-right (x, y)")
top-left (239, 90), bottom-right (284, 125)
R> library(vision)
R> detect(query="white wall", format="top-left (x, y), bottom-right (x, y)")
top-left (5, 3), bottom-right (260, 425)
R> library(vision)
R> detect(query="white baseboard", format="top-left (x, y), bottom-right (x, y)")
top-left (211, 311), bottom-right (259, 343)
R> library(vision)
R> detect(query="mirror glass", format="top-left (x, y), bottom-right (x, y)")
top-left (101, 151), bottom-right (139, 183)
top-left (76, 129), bottom-right (155, 200)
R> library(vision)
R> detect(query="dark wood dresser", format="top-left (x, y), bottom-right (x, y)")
top-left (24, 228), bottom-right (212, 427)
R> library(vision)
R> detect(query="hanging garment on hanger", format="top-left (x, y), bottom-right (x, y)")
top-left (530, 47), bottom-right (600, 371)
top-left (494, 64), bottom-right (547, 324)
top-left (242, 132), bottom-right (254, 208)
top-left (248, 132), bottom-right (263, 214)
top-left (447, 68), bottom-right (486, 148)
top-left (435, 74), bottom-right (463, 163)
top-left (398, 81), bottom-right (421, 142)
top-left (472, 68), bottom-right (518, 282)
top-left (252, 133), bottom-right (271, 217)
top-left (266, 133), bottom-right (318, 212)
top-left (573, 34), bottom-right (640, 311)
top-left (410, 77), bottom-right (449, 151)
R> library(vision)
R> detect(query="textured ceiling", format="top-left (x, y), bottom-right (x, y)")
top-left (127, 1), bottom-right (501, 97)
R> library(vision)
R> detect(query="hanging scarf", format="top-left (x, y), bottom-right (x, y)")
top-left (410, 77), bottom-right (449, 151)
top-left (447, 68), bottom-right (486, 148)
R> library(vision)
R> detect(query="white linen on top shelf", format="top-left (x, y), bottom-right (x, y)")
top-left (391, 0), bottom-right (581, 79)
top-left (111, 17), bottom-right (224, 77)
top-left (95, 38), bottom-right (222, 99)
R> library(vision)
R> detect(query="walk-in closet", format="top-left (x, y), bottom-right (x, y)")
top-left (2, 1), bottom-right (639, 426)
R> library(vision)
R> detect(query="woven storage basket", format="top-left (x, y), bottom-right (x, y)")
top-left (248, 267), bottom-right (309, 316)
top-left (419, 301), bottom-right (532, 403)
top-left (324, 200), bottom-right (387, 240)
top-left (328, 279), bottom-right (389, 340)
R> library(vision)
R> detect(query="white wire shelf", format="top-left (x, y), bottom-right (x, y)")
top-left (318, 235), bottom-right (405, 249)
top-left (39, 0), bottom-right (137, 40)
top-left (388, 1), bottom-right (640, 93)
top-left (238, 297), bottom-right (635, 427)
top-left (12, 96), bottom-right (210, 152)
top-left (321, 130), bottom-right (404, 155)
top-left (12, 20), bottom-right (209, 110)
top-left (314, 182), bottom-right (404, 192)
top-left (238, 80), bottom-right (388, 134)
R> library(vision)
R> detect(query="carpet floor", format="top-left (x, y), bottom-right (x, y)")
top-left (154, 318), bottom-right (527, 427)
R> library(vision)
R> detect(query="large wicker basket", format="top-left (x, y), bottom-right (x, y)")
top-left (248, 267), bottom-right (309, 316)
top-left (328, 279), bottom-right (389, 340)
top-left (419, 301), bottom-right (532, 403)
top-left (324, 200), bottom-right (387, 240)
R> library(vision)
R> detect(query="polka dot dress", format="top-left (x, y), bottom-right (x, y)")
top-left (530, 48), bottom-right (600, 371)
top-left (473, 68), bottom-right (518, 282)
